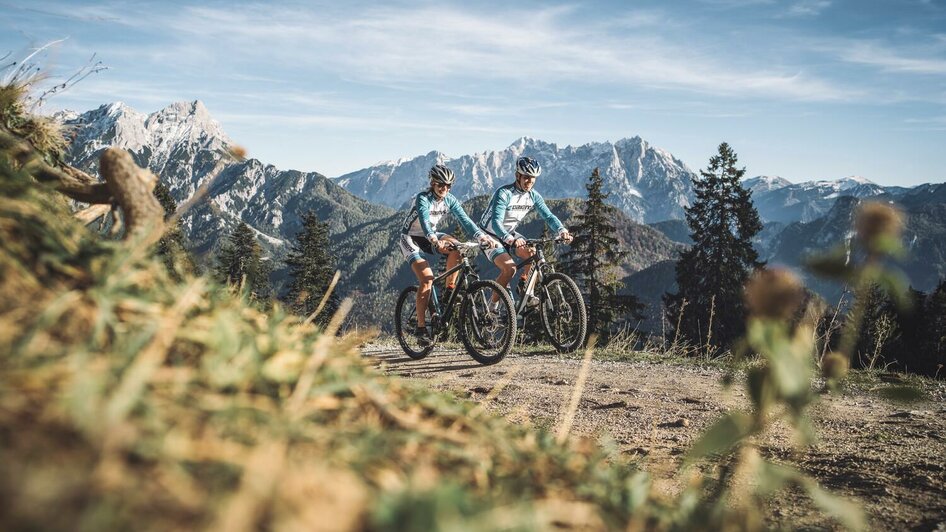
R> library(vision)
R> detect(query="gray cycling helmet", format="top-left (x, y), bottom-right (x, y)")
top-left (428, 164), bottom-right (456, 185)
top-left (515, 156), bottom-right (541, 177)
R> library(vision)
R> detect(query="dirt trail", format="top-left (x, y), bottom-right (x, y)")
top-left (364, 344), bottom-right (946, 531)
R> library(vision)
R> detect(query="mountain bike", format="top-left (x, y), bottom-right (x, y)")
top-left (511, 237), bottom-right (587, 353)
top-left (394, 241), bottom-right (517, 365)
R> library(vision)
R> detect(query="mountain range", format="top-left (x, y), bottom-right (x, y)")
top-left (56, 100), bottom-right (946, 329)
top-left (336, 136), bottom-right (696, 223)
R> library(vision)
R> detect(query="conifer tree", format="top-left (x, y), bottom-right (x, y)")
top-left (562, 167), bottom-right (643, 338)
top-left (215, 221), bottom-right (272, 302)
top-left (152, 180), bottom-right (196, 278)
top-left (853, 284), bottom-right (899, 369)
top-left (283, 212), bottom-right (339, 321)
top-left (922, 279), bottom-right (946, 376)
top-left (664, 143), bottom-right (763, 353)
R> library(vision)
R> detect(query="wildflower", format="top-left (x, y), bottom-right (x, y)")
top-left (855, 201), bottom-right (903, 253)
top-left (229, 145), bottom-right (248, 161)
top-left (821, 351), bottom-right (849, 381)
top-left (744, 267), bottom-right (804, 320)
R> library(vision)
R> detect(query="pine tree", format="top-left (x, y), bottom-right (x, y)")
top-left (215, 221), bottom-right (272, 303)
top-left (880, 287), bottom-right (926, 374)
top-left (922, 279), bottom-right (946, 377)
top-left (283, 212), bottom-right (339, 322)
top-left (562, 167), bottom-right (643, 338)
top-left (152, 180), bottom-right (196, 278)
top-left (664, 143), bottom-right (763, 353)
top-left (853, 284), bottom-right (899, 369)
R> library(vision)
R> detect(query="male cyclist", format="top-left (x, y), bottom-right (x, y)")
top-left (479, 156), bottom-right (572, 306)
top-left (399, 164), bottom-right (495, 344)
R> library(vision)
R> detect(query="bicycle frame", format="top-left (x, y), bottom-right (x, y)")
top-left (512, 239), bottom-right (560, 316)
top-left (428, 260), bottom-right (471, 321)
top-left (422, 244), bottom-right (487, 331)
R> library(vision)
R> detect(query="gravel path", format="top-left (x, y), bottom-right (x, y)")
top-left (364, 344), bottom-right (946, 531)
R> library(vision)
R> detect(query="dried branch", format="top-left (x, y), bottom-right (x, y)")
top-left (74, 204), bottom-right (112, 225)
top-left (99, 147), bottom-right (164, 242)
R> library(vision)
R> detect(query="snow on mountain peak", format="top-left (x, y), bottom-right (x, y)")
top-left (337, 135), bottom-right (698, 222)
top-left (837, 175), bottom-right (875, 190)
top-left (744, 175), bottom-right (792, 193)
top-left (60, 100), bottom-right (234, 203)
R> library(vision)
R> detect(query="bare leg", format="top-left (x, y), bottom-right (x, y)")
top-left (516, 246), bottom-right (534, 283)
top-left (411, 260), bottom-right (435, 327)
top-left (439, 235), bottom-right (461, 288)
top-left (492, 253), bottom-right (516, 302)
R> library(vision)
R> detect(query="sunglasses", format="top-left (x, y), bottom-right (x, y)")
top-left (433, 182), bottom-right (452, 189)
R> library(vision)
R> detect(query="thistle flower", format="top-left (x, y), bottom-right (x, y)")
top-left (855, 201), bottom-right (903, 254)
top-left (821, 351), bottom-right (849, 381)
top-left (229, 145), bottom-right (247, 161)
top-left (744, 267), bottom-right (804, 320)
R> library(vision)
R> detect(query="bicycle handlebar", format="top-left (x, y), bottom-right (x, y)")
top-left (445, 241), bottom-right (493, 251)
top-left (512, 235), bottom-right (568, 248)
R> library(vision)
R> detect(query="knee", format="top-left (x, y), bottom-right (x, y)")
top-left (499, 264), bottom-right (515, 278)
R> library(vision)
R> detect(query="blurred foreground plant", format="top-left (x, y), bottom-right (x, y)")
top-left (0, 83), bottom-right (660, 531)
top-left (678, 268), bottom-right (865, 531)
top-left (806, 201), bottom-right (918, 395)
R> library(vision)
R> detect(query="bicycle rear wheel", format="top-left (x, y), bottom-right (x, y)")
top-left (394, 285), bottom-right (434, 360)
top-left (459, 280), bottom-right (516, 365)
top-left (539, 272), bottom-right (587, 353)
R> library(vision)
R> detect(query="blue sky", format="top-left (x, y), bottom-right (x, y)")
top-left (3, 0), bottom-right (945, 185)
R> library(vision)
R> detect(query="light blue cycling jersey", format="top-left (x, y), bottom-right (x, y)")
top-left (479, 184), bottom-right (566, 245)
top-left (400, 190), bottom-right (484, 242)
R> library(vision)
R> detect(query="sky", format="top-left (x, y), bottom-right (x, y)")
top-left (2, 0), bottom-right (945, 186)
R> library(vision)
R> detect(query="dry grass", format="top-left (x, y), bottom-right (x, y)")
top-left (0, 84), bottom-right (876, 531)
top-left (0, 95), bottom-right (662, 531)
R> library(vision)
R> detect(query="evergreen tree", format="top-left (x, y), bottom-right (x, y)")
top-left (215, 221), bottom-right (272, 303)
top-left (152, 180), bottom-right (196, 278)
top-left (664, 143), bottom-right (763, 353)
top-left (880, 287), bottom-right (926, 373)
top-left (283, 212), bottom-right (339, 322)
top-left (562, 167), bottom-right (643, 338)
top-left (922, 279), bottom-right (946, 377)
top-left (853, 284), bottom-right (899, 369)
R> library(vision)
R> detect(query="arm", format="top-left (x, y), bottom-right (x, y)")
top-left (488, 188), bottom-right (515, 244)
top-left (446, 195), bottom-right (484, 239)
top-left (415, 193), bottom-right (437, 242)
top-left (532, 191), bottom-right (566, 235)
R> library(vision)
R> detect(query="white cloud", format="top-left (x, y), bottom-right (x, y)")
top-left (786, 0), bottom-right (832, 16)
top-left (833, 40), bottom-right (946, 74)
top-left (133, 3), bottom-right (854, 102)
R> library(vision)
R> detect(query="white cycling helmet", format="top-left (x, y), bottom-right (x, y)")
top-left (428, 164), bottom-right (456, 185)
top-left (515, 156), bottom-right (541, 177)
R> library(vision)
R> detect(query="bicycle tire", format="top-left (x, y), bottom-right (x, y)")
top-left (394, 285), bottom-right (434, 360)
top-left (538, 272), bottom-right (587, 353)
top-left (459, 280), bottom-right (516, 365)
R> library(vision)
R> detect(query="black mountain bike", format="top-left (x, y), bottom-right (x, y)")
top-left (395, 241), bottom-right (517, 365)
top-left (511, 237), bottom-right (587, 353)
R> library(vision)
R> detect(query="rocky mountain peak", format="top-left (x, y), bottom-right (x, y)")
top-left (744, 175), bottom-right (793, 193)
top-left (336, 136), bottom-right (698, 223)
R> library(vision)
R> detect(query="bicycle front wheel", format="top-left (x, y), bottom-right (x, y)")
top-left (459, 280), bottom-right (516, 365)
top-left (539, 272), bottom-right (587, 353)
top-left (394, 285), bottom-right (434, 360)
